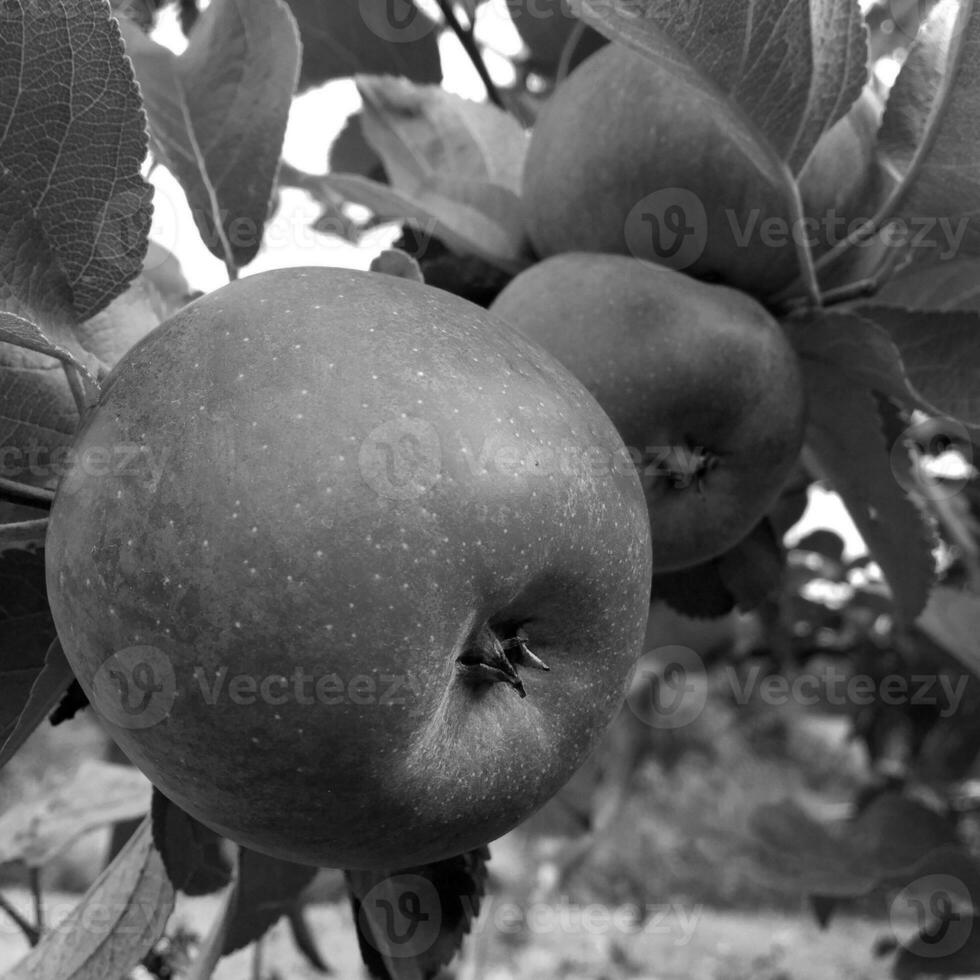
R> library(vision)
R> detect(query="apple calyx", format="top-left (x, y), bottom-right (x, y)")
top-left (456, 626), bottom-right (551, 698)
top-left (659, 445), bottom-right (719, 494)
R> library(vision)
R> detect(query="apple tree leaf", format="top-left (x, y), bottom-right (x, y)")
top-left (0, 760), bottom-right (151, 867)
top-left (3, 817), bottom-right (175, 980)
top-left (879, 1), bottom-right (980, 257)
top-left (346, 845), bottom-right (490, 980)
top-left (119, 0), bottom-right (301, 270)
top-left (370, 249), bottom-right (424, 283)
top-left (324, 77), bottom-right (532, 269)
top-left (329, 112), bottom-right (385, 180)
top-left (874, 256), bottom-right (980, 311)
top-left (356, 76), bottom-right (527, 195)
top-left (150, 788), bottom-right (233, 897)
top-left (0, 0), bottom-right (151, 323)
top-left (220, 847), bottom-right (319, 956)
top-left (893, 921), bottom-right (980, 979)
top-left (847, 305), bottom-right (980, 429)
top-left (0, 546), bottom-right (74, 771)
top-left (787, 318), bottom-right (937, 624)
top-left (322, 173), bottom-right (529, 271)
top-left (282, 0), bottom-right (441, 91)
top-left (917, 585), bottom-right (980, 676)
top-left (572, 0), bottom-right (868, 172)
top-left (77, 276), bottom-right (170, 371)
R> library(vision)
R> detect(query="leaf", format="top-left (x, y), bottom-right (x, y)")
top-left (874, 256), bottom-right (980, 311)
top-left (357, 76), bottom-right (528, 195)
top-left (221, 848), bottom-right (319, 955)
top-left (0, 312), bottom-right (100, 400)
top-left (77, 276), bottom-right (169, 370)
top-left (850, 305), bottom-right (980, 429)
top-left (329, 112), bottom-right (385, 180)
top-left (142, 240), bottom-right (192, 312)
top-left (789, 322), bottom-right (937, 624)
top-left (151, 789), bottom-right (233, 897)
top-left (370, 250), bottom-right (424, 283)
top-left (917, 585), bottom-right (980, 676)
top-left (346, 846), bottom-right (489, 980)
top-left (716, 518), bottom-right (785, 611)
top-left (119, 0), bottom-right (301, 269)
top-left (879, 1), bottom-right (980, 259)
top-left (322, 173), bottom-right (529, 270)
top-left (572, 0), bottom-right (868, 172)
top-left (283, 0), bottom-right (442, 91)
top-left (0, 0), bottom-right (151, 322)
top-left (893, 919), bottom-right (980, 979)
top-left (794, 529), bottom-right (846, 562)
top-left (323, 77), bottom-right (531, 269)
top-left (3, 817), bottom-right (174, 980)
top-left (0, 760), bottom-right (151, 867)
top-left (0, 637), bottom-right (74, 772)
top-left (0, 344), bottom-right (81, 492)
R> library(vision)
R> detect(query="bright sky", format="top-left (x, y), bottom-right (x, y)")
top-left (147, 4), bottom-right (867, 559)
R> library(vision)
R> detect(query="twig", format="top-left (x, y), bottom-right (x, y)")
top-left (555, 19), bottom-right (586, 83)
top-left (0, 518), bottom-right (49, 544)
top-left (0, 477), bottom-right (54, 510)
top-left (433, 0), bottom-right (504, 108)
top-left (186, 859), bottom-right (240, 980)
top-left (29, 868), bottom-right (43, 938)
top-left (0, 891), bottom-right (40, 946)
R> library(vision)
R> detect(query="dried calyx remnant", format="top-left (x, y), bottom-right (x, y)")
top-left (456, 624), bottom-right (551, 697)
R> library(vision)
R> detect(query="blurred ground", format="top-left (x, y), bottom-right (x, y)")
top-left (0, 606), bottom-right (901, 978)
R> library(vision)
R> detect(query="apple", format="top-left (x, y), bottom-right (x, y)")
top-left (799, 88), bottom-right (885, 248)
top-left (522, 43), bottom-right (801, 298)
top-left (44, 266), bottom-right (653, 870)
top-left (506, 0), bottom-right (606, 77)
top-left (490, 253), bottom-right (807, 571)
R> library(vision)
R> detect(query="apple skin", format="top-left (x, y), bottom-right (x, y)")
top-left (44, 267), bottom-right (652, 870)
top-left (523, 44), bottom-right (801, 298)
top-left (490, 253), bottom-right (806, 571)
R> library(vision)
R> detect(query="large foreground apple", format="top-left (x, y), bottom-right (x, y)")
top-left (45, 267), bottom-right (652, 870)
top-left (490, 253), bottom-right (806, 571)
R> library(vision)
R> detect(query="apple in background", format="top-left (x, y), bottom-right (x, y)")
top-left (522, 43), bottom-right (801, 298)
top-left (799, 87), bottom-right (885, 242)
top-left (45, 266), bottom-right (653, 870)
top-left (506, 0), bottom-right (606, 78)
top-left (490, 253), bottom-right (807, 571)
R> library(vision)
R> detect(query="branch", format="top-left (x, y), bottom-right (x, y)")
top-left (433, 0), bottom-right (504, 109)
top-left (0, 477), bottom-right (54, 510)
top-left (0, 891), bottom-right (40, 946)
top-left (0, 518), bottom-right (49, 544)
